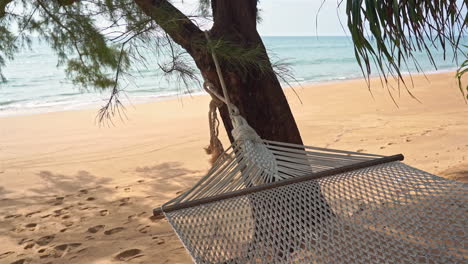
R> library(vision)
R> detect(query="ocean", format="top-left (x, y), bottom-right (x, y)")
top-left (0, 36), bottom-right (465, 116)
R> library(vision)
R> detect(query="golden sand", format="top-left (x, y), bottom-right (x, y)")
top-left (0, 71), bottom-right (466, 263)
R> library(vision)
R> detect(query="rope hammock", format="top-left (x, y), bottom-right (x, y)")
top-left (154, 32), bottom-right (467, 263)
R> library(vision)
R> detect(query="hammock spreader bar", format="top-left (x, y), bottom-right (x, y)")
top-left (153, 153), bottom-right (404, 216)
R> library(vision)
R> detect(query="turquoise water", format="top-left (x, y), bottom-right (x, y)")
top-left (0, 36), bottom-right (466, 116)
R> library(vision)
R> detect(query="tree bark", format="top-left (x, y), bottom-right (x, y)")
top-left (205, 0), bottom-right (303, 144)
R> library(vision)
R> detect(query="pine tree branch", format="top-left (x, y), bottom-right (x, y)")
top-left (0, 0), bottom-right (14, 18)
top-left (57, 0), bottom-right (78, 6)
top-left (133, 0), bottom-right (205, 56)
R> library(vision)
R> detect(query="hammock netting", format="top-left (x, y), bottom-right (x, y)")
top-left (158, 142), bottom-right (467, 264)
top-left (157, 31), bottom-right (467, 264)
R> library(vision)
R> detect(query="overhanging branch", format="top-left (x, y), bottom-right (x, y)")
top-left (133, 0), bottom-right (205, 56)
top-left (0, 0), bottom-right (14, 18)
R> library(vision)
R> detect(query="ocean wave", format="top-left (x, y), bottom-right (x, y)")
top-left (290, 57), bottom-right (357, 65)
top-left (268, 44), bottom-right (353, 51)
top-left (0, 99), bottom-right (27, 107)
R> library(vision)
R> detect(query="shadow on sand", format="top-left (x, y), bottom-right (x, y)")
top-left (0, 162), bottom-right (201, 264)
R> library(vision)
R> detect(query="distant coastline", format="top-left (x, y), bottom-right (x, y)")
top-left (0, 69), bottom-right (459, 118)
top-left (0, 36), bottom-right (465, 117)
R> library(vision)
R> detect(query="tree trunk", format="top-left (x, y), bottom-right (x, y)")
top-left (199, 0), bottom-right (303, 144)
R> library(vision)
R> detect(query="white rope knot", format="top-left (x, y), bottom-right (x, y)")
top-left (231, 116), bottom-right (262, 142)
top-left (203, 81), bottom-right (225, 164)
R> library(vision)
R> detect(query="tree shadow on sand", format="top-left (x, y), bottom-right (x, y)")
top-left (135, 161), bottom-right (200, 179)
top-left (134, 162), bottom-right (203, 203)
top-left (28, 170), bottom-right (113, 196)
top-left (0, 186), bottom-right (13, 198)
top-left (0, 163), bottom-right (199, 264)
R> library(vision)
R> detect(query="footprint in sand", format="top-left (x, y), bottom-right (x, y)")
top-left (114, 249), bottom-right (143, 261)
top-left (53, 209), bottom-right (64, 216)
top-left (76, 248), bottom-right (88, 254)
top-left (36, 235), bottom-right (55, 246)
top-left (85, 235), bottom-right (95, 241)
top-left (154, 238), bottom-right (165, 245)
top-left (149, 215), bottom-right (165, 222)
top-left (23, 243), bottom-right (35, 250)
top-left (18, 238), bottom-right (34, 246)
top-left (126, 214), bottom-right (137, 223)
top-left (86, 197), bottom-right (96, 201)
top-left (151, 236), bottom-right (166, 245)
top-left (10, 259), bottom-right (29, 264)
top-left (51, 243), bottom-right (82, 257)
top-left (87, 225), bottom-right (105, 234)
top-left (99, 210), bottom-right (109, 216)
top-left (0, 251), bottom-right (14, 259)
top-left (119, 197), bottom-right (130, 206)
top-left (50, 197), bottom-right (64, 205)
top-left (62, 221), bottom-right (74, 228)
top-left (421, 129), bottom-right (432, 136)
top-left (25, 211), bottom-right (41, 217)
top-left (138, 225), bottom-right (151, 234)
top-left (25, 223), bottom-right (37, 231)
top-left (104, 227), bottom-right (125, 235)
top-left (138, 211), bottom-right (147, 217)
top-left (53, 201), bottom-right (63, 206)
top-left (4, 214), bottom-right (22, 219)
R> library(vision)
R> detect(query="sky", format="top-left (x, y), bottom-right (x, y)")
top-left (257, 0), bottom-right (348, 36)
top-left (176, 0), bottom-right (466, 37)
top-left (175, 0), bottom-right (348, 36)
top-left (7, 1), bottom-right (466, 37)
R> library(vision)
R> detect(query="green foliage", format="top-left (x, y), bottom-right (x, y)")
top-left (158, 36), bottom-right (201, 94)
top-left (206, 37), bottom-right (272, 77)
top-left (0, 25), bottom-right (17, 82)
top-left (344, 0), bottom-right (467, 95)
top-left (198, 0), bottom-right (211, 17)
top-left (455, 56), bottom-right (467, 102)
top-left (0, 0), bottom-right (16, 82)
top-left (0, 0), bottom-right (158, 89)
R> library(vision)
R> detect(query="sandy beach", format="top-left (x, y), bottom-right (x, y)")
top-left (0, 71), bottom-right (467, 264)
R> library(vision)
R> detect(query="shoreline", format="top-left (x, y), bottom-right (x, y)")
top-left (0, 68), bottom-right (459, 118)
